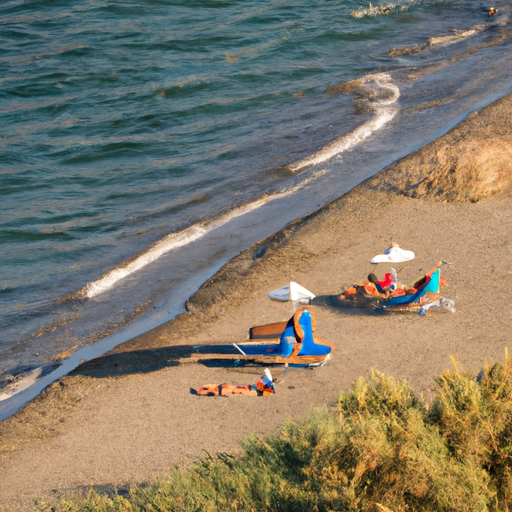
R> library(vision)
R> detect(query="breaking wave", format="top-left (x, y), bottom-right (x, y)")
top-left (287, 73), bottom-right (400, 173)
top-left (75, 76), bottom-right (402, 300)
top-left (75, 170), bottom-right (327, 299)
top-left (67, 75), bottom-right (400, 300)
top-left (389, 18), bottom-right (509, 57)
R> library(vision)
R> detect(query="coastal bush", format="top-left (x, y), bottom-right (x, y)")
top-left (38, 357), bottom-right (512, 512)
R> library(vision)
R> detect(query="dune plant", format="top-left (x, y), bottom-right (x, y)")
top-left (38, 356), bottom-right (512, 512)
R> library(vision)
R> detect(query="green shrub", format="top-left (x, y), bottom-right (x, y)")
top-left (39, 357), bottom-right (512, 512)
top-left (431, 357), bottom-right (512, 508)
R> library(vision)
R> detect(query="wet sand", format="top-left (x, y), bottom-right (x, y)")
top-left (1, 93), bottom-right (512, 510)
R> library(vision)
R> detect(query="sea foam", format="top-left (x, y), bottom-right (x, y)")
top-left (78, 74), bottom-right (401, 298)
top-left (78, 171), bottom-right (327, 298)
top-left (287, 73), bottom-right (400, 172)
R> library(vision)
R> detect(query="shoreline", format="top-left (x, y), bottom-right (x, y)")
top-left (2, 92), bottom-right (512, 510)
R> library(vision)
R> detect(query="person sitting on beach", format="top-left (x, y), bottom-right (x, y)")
top-left (368, 271), bottom-right (402, 295)
top-left (368, 273), bottom-right (391, 296)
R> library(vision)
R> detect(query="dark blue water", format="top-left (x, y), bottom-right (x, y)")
top-left (1, 0), bottom-right (512, 404)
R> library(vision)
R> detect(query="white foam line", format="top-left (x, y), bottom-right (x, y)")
top-left (79, 79), bottom-right (400, 300)
top-left (0, 368), bottom-right (43, 402)
top-left (428, 29), bottom-right (479, 47)
top-left (288, 73), bottom-right (400, 173)
top-left (79, 171), bottom-right (326, 299)
top-left (81, 201), bottom-right (264, 298)
top-left (288, 108), bottom-right (396, 172)
top-left (79, 80), bottom-right (400, 301)
top-left (373, 73), bottom-right (400, 105)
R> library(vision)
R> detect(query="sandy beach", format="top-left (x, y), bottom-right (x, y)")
top-left (1, 92), bottom-right (512, 511)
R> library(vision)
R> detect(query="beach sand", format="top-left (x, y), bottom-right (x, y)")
top-left (1, 93), bottom-right (512, 510)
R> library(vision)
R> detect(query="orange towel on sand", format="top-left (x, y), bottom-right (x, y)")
top-left (195, 369), bottom-right (275, 396)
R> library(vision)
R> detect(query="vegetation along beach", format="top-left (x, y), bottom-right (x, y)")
top-left (1, 0), bottom-right (512, 510)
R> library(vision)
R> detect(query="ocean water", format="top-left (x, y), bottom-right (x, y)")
top-left (1, 0), bottom-right (512, 410)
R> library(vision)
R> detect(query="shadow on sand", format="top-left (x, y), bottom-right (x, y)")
top-left (310, 295), bottom-right (389, 315)
top-left (70, 343), bottom-right (274, 379)
top-left (69, 301), bottom-right (384, 380)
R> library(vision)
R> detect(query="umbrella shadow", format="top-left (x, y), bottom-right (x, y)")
top-left (71, 343), bottom-right (270, 379)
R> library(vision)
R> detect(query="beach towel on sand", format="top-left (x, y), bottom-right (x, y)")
top-left (193, 369), bottom-right (275, 396)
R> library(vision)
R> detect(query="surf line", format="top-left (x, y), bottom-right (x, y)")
top-left (77, 170), bottom-right (327, 299)
top-left (0, 368), bottom-right (42, 402)
top-left (287, 73), bottom-right (400, 173)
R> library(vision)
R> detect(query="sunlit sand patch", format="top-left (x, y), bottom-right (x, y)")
top-left (368, 102), bottom-right (512, 203)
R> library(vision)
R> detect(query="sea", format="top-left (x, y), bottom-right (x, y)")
top-left (1, 0), bottom-right (512, 417)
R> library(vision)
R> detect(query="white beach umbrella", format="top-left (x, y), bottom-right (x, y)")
top-left (268, 281), bottom-right (316, 302)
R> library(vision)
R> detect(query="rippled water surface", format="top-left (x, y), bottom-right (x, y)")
top-left (1, 0), bottom-right (512, 395)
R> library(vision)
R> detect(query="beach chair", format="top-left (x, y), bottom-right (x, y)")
top-left (234, 309), bottom-right (333, 366)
